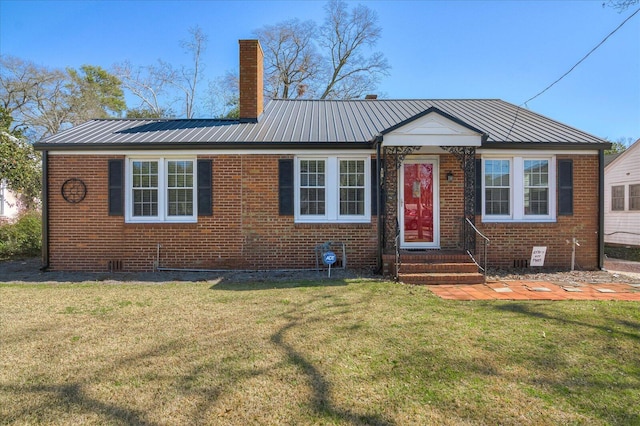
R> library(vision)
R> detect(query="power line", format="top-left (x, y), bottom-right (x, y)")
top-left (506, 7), bottom-right (640, 140)
top-left (523, 7), bottom-right (639, 106)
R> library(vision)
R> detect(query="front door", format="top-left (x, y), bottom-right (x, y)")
top-left (400, 158), bottom-right (439, 248)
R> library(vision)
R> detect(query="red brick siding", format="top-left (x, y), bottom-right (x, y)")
top-left (46, 153), bottom-right (600, 272)
top-left (239, 40), bottom-right (264, 120)
top-left (475, 155), bottom-right (599, 270)
top-left (47, 154), bottom-right (377, 272)
top-left (438, 154), bottom-right (465, 249)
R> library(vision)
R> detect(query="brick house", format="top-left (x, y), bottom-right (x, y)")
top-left (35, 40), bottom-right (610, 279)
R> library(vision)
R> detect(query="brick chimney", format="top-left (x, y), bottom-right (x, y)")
top-left (239, 39), bottom-right (264, 122)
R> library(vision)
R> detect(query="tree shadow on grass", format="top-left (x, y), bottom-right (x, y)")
top-left (1, 382), bottom-right (156, 425)
top-left (264, 291), bottom-right (394, 426)
top-left (494, 302), bottom-right (640, 341)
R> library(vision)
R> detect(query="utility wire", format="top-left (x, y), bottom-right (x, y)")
top-left (506, 7), bottom-right (640, 140)
top-left (523, 7), bottom-right (639, 106)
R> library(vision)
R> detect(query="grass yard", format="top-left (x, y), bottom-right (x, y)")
top-left (1, 278), bottom-right (639, 425)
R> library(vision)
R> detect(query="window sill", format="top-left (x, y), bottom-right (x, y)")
top-left (125, 218), bottom-right (198, 224)
top-left (481, 218), bottom-right (557, 224)
top-left (295, 218), bottom-right (371, 224)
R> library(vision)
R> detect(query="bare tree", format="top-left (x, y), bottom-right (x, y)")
top-left (1, 56), bottom-right (73, 138)
top-left (252, 0), bottom-right (390, 101)
top-left (606, 0), bottom-right (640, 11)
top-left (318, 0), bottom-right (390, 99)
top-left (1, 56), bottom-right (125, 140)
top-left (254, 19), bottom-right (322, 99)
top-left (175, 26), bottom-right (207, 118)
top-left (205, 70), bottom-right (240, 118)
top-left (113, 60), bottom-right (176, 117)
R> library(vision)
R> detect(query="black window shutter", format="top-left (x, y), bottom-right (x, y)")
top-left (197, 159), bottom-right (213, 216)
top-left (475, 158), bottom-right (482, 215)
top-left (279, 159), bottom-right (294, 215)
top-left (108, 159), bottom-right (124, 216)
top-left (558, 159), bottom-right (573, 215)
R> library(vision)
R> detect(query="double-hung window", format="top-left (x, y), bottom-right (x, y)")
top-left (295, 156), bottom-right (370, 223)
top-left (482, 156), bottom-right (555, 222)
top-left (611, 186), bottom-right (625, 211)
top-left (629, 185), bottom-right (640, 211)
top-left (126, 158), bottom-right (196, 223)
top-left (484, 159), bottom-right (511, 216)
top-left (524, 160), bottom-right (549, 216)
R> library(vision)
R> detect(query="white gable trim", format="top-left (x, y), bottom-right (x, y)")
top-left (382, 111), bottom-right (483, 147)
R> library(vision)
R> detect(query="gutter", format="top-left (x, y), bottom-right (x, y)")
top-left (375, 135), bottom-right (383, 273)
top-left (33, 141), bottom-right (376, 152)
top-left (480, 142), bottom-right (611, 150)
top-left (40, 150), bottom-right (49, 271)
top-left (599, 149), bottom-right (605, 270)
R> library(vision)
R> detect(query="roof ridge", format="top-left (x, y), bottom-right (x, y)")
top-left (271, 98), bottom-right (503, 102)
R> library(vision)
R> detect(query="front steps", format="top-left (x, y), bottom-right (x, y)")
top-left (382, 251), bottom-right (485, 285)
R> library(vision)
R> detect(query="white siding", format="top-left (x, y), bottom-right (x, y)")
top-left (0, 181), bottom-right (21, 221)
top-left (604, 140), bottom-right (640, 246)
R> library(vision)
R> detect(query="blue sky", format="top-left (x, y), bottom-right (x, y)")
top-left (1, 0), bottom-right (638, 141)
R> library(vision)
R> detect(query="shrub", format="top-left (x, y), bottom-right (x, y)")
top-left (0, 211), bottom-right (42, 259)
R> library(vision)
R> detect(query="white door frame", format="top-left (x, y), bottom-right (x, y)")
top-left (399, 156), bottom-right (440, 249)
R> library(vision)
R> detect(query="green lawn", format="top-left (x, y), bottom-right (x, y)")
top-left (1, 278), bottom-right (638, 425)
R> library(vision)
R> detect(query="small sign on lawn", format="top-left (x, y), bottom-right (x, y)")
top-left (530, 246), bottom-right (547, 267)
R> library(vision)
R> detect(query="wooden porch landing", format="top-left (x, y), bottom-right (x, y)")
top-left (382, 251), bottom-right (485, 285)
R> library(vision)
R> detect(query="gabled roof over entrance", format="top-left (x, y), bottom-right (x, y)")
top-left (381, 107), bottom-right (485, 147)
top-left (35, 99), bottom-right (609, 150)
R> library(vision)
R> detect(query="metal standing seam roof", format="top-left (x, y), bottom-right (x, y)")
top-left (34, 99), bottom-right (609, 149)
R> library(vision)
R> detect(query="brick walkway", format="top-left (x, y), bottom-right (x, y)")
top-left (426, 281), bottom-right (640, 301)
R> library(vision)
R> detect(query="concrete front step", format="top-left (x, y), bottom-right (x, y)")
top-left (400, 262), bottom-right (479, 274)
top-left (398, 272), bottom-right (485, 285)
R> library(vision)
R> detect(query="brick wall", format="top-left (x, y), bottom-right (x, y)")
top-left (47, 154), bottom-right (378, 272)
top-left (439, 154), bottom-right (465, 249)
top-left (239, 40), bottom-right (264, 120)
top-left (46, 153), bottom-right (601, 272)
top-left (475, 155), bottom-right (600, 270)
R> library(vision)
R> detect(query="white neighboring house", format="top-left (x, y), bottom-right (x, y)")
top-left (0, 181), bottom-right (21, 223)
top-left (604, 138), bottom-right (640, 247)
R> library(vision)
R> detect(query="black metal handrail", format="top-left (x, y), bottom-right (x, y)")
top-left (394, 218), bottom-right (400, 281)
top-left (465, 217), bottom-right (490, 280)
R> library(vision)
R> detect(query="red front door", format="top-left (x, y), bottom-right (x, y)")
top-left (401, 160), bottom-right (439, 247)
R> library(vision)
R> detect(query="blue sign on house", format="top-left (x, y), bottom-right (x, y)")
top-left (323, 251), bottom-right (337, 265)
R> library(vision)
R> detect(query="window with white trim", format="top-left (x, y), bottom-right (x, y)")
top-left (484, 159), bottom-right (510, 216)
top-left (482, 156), bottom-right (555, 222)
top-left (524, 160), bottom-right (549, 215)
top-left (629, 185), bottom-right (640, 211)
top-left (611, 185), bottom-right (625, 211)
top-left (295, 156), bottom-right (370, 223)
top-left (299, 159), bottom-right (326, 216)
top-left (126, 158), bottom-right (196, 223)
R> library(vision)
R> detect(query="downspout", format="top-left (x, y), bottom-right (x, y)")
top-left (375, 135), bottom-right (383, 273)
top-left (598, 148), bottom-right (605, 270)
top-left (40, 150), bottom-right (49, 271)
